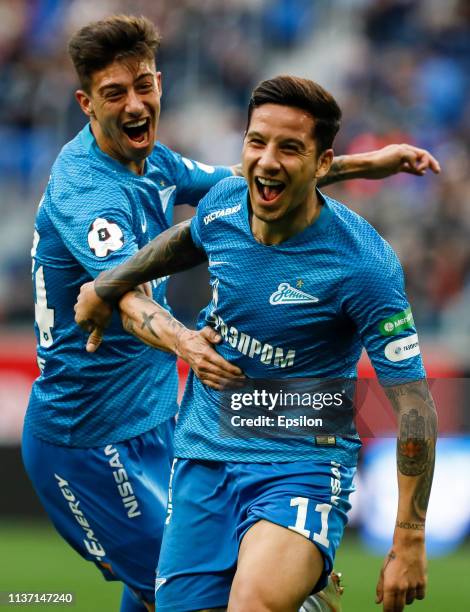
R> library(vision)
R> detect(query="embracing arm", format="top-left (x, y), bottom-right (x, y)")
top-left (74, 221), bottom-right (244, 388)
top-left (94, 219), bottom-right (204, 303)
top-left (317, 144), bottom-right (440, 187)
top-left (376, 378), bottom-right (438, 611)
top-left (117, 290), bottom-right (244, 390)
top-left (232, 144), bottom-right (440, 186)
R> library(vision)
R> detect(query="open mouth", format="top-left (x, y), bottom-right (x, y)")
top-left (122, 117), bottom-right (151, 144)
top-left (255, 177), bottom-right (285, 202)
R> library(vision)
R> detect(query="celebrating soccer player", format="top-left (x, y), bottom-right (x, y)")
top-left (75, 75), bottom-right (438, 612)
top-left (22, 10), bottom-right (440, 612)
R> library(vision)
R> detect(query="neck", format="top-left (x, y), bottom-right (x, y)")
top-left (90, 122), bottom-right (145, 175)
top-left (251, 189), bottom-right (322, 245)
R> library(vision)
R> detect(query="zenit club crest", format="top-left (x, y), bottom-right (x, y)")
top-left (269, 282), bottom-right (319, 305)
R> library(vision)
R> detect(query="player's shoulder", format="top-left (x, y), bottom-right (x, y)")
top-left (150, 141), bottom-right (229, 184)
top-left (48, 127), bottom-right (128, 214)
top-left (149, 141), bottom-right (192, 177)
top-left (325, 193), bottom-right (402, 275)
top-left (51, 130), bottom-right (93, 189)
top-left (199, 175), bottom-right (247, 210)
top-left (194, 176), bottom-right (247, 232)
top-left (149, 141), bottom-right (178, 167)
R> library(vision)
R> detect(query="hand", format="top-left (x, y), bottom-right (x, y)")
top-left (366, 144), bottom-right (440, 179)
top-left (376, 541), bottom-right (427, 611)
top-left (175, 326), bottom-right (245, 390)
top-left (74, 281), bottom-right (113, 352)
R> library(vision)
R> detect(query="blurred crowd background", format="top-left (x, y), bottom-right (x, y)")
top-left (0, 0), bottom-right (467, 352)
top-left (0, 0), bottom-right (469, 369)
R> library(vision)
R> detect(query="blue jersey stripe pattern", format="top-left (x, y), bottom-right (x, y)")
top-left (26, 125), bottom-right (232, 447)
top-left (173, 176), bottom-right (426, 464)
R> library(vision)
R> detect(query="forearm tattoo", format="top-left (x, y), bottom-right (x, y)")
top-left (385, 380), bottom-right (438, 523)
top-left (141, 312), bottom-right (161, 342)
top-left (121, 291), bottom-right (184, 347)
top-left (396, 521), bottom-right (425, 531)
top-left (95, 220), bottom-right (207, 302)
top-left (317, 157), bottom-right (347, 187)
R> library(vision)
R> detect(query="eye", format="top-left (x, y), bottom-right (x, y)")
top-left (105, 90), bottom-right (123, 101)
top-left (137, 81), bottom-right (154, 92)
top-left (248, 138), bottom-right (264, 146)
top-left (281, 143), bottom-right (300, 153)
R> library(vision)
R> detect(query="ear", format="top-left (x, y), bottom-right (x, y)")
top-left (315, 148), bottom-right (334, 180)
top-left (155, 71), bottom-right (162, 96)
top-left (75, 89), bottom-right (95, 118)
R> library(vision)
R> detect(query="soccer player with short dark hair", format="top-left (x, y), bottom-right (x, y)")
top-left (76, 74), bottom-right (437, 612)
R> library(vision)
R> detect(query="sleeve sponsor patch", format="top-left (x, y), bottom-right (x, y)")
top-left (379, 306), bottom-right (414, 336)
top-left (87, 218), bottom-right (124, 257)
top-left (384, 333), bottom-right (421, 362)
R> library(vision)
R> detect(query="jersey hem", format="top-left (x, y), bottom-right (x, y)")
top-left (23, 411), bottom-right (177, 449)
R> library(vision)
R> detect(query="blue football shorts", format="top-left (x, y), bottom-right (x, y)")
top-left (155, 458), bottom-right (356, 611)
top-left (22, 419), bottom-right (174, 604)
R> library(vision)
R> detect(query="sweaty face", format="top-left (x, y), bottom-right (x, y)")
top-left (242, 104), bottom-right (321, 224)
top-left (81, 57), bottom-right (161, 173)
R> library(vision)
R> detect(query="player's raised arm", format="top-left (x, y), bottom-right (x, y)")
top-left (375, 379), bottom-right (437, 612)
top-left (232, 144), bottom-right (440, 185)
top-left (318, 143), bottom-right (440, 187)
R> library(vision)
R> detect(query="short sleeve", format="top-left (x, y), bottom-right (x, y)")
top-left (157, 144), bottom-right (233, 206)
top-left (49, 178), bottom-right (139, 278)
top-left (190, 217), bottom-right (203, 251)
top-left (342, 248), bottom-right (426, 386)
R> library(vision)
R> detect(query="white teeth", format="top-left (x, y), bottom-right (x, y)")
top-left (124, 118), bottom-right (148, 128)
top-left (257, 177), bottom-right (284, 187)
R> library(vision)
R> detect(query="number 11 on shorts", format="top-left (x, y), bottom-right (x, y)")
top-left (289, 497), bottom-right (331, 548)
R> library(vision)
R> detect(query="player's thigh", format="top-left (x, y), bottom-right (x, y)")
top-left (230, 519), bottom-right (323, 612)
top-left (156, 459), bottom-right (238, 612)
top-left (22, 423), bottom-right (173, 602)
top-left (232, 459), bottom-right (355, 605)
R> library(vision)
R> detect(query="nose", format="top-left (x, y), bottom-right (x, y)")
top-left (125, 88), bottom-right (145, 116)
top-left (257, 144), bottom-right (281, 174)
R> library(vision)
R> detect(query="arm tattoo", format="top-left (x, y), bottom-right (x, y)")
top-left (396, 521), bottom-right (425, 531)
top-left (385, 379), bottom-right (438, 521)
top-left (122, 316), bottom-right (135, 335)
top-left (317, 157), bottom-right (347, 187)
top-left (95, 220), bottom-right (207, 302)
top-left (141, 312), bottom-right (161, 341)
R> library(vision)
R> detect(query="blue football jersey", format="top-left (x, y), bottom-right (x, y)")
top-left (173, 176), bottom-right (426, 465)
top-left (25, 125), bottom-right (232, 447)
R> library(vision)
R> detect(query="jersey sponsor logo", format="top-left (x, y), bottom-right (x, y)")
top-left (269, 283), bottom-right (319, 305)
top-left (88, 218), bottom-right (124, 257)
top-left (165, 458), bottom-right (178, 525)
top-left (379, 307), bottom-right (414, 336)
top-left (104, 445), bottom-right (142, 519)
top-left (384, 333), bottom-right (421, 362)
top-left (210, 312), bottom-right (295, 368)
top-left (203, 203), bottom-right (241, 225)
top-left (54, 474), bottom-right (107, 561)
